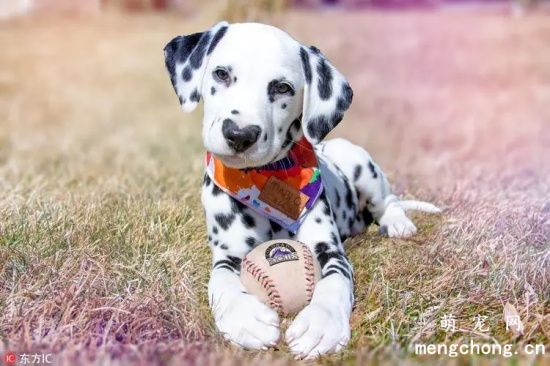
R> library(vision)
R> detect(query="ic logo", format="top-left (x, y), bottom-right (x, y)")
top-left (3, 352), bottom-right (16, 365)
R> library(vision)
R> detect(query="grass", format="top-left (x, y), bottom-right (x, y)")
top-left (0, 7), bottom-right (549, 365)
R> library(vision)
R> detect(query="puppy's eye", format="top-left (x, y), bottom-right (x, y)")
top-left (276, 82), bottom-right (292, 94)
top-left (214, 69), bottom-right (229, 82)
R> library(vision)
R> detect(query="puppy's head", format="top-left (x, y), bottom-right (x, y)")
top-left (164, 22), bottom-right (353, 169)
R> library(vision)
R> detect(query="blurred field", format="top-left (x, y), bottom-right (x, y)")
top-left (0, 7), bottom-right (549, 365)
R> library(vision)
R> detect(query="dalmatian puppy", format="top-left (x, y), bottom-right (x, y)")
top-left (163, 22), bottom-right (440, 359)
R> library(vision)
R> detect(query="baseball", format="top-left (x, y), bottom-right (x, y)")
top-left (240, 239), bottom-right (321, 316)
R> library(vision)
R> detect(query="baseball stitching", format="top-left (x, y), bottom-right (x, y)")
top-left (301, 243), bottom-right (316, 302)
top-left (242, 256), bottom-right (283, 312)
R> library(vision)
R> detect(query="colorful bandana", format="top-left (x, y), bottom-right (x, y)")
top-left (205, 138), bottom-right (323, 232)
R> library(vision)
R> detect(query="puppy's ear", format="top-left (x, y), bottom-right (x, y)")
top-left (163, 21), bottom-right (229, 112)
top-left (299, 46), bottom-right (353, 144)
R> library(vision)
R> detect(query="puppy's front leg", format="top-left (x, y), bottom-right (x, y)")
top-left (208, 264), bottom-right (280, 349)
top-left (202, 175), bottom-right (279, 349)
top-left (286, 193), bottom-right (353, 359)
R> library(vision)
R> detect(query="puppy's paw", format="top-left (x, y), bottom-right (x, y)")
top-left (213, 292), bottom-right (280, 350)
top-left (286, 303), bottom-right (350, 359)
top-left (379, 205), bottom-right (417, 238)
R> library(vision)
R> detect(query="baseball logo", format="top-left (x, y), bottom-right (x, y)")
top-left (265, 242), bottom-right (299, 266)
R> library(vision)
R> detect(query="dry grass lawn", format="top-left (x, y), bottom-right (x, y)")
top-left (0, 7), bottom-right (548, 365)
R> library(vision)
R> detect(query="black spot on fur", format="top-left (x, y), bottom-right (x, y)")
top-left (306, 115), bottom-right (330, 141)
top-left (281, 118), bottom-right (301, 150)
top-left (330, 232), bottom-right (339, 246)
top-left (368, 161), bottom-right (378, 178)
top-left (189, 32), bottom-right (211, 69)
top-left (207, 25), bottom-right (228, 55)
top-left (332, 112), bottom-right (344, 126)
top-left (343, 211), bottom-right (347, 220)
top-left (321, 255), bottom-right (353, 280)
top-left (345, 183), bottom-right (354, 209)
top-left (315, 217), bottom-right (322, 224)
top-left (214, 213), bottom-right (235, 230)
top-left (316, 249), bottom-right (342, 269)
top-left (233, 76), bottom-right (237, 83)
top-left (337, 83), bottom-right (353, 111)
top-left (315, 242), bottom-right (329, 256)
top-left (231, 110), bottom-right (239, 114)
top-left (325, 264), bottom-right (351, 280)
top-left (266, 230), bottom-right (273, 240)
top-left (213, 255), bottom-right (241, 272)
top-left (211, 86), bottom-right (216, 95)
top-left (361, 207), bottom-right (374, 227)
top-left (203, 173), bottom-right (211, 186)
top-left (288, 230), bottom-right (295, 238)
top-left (309, 46), bottom-right (321, 54)
top-left (212, 183), bottom-right (223, 196)
top-left (306, 111), bottom-right (345, 142)
top-left (241, 213), bottom-right (256, 228)
top-left (263, 134), bottom-right (268, 142)
top-left (190, 89), bottom-right (201, 102)
top-left (317, 58), bottom-right (333, 100)
top-left (278, 127), bottom-right (283, 133)
top-left (300, 47), bottom-right (312, 84)
top-left (163, 36), bottom-right (182, 76)
top-left (347, 217), bottom-right (354, 232)
top-left (230, 198), bottom-right (247, 213)
top-left (208, 235), bottom-right (212, 241)
top-left (353, 165), bottom-right (362, 181)
top-left (335, 189), bottom-right (341, 208)
top-left (323, 269), bottom-right (339, 278)
top-left (270, 220), bottom-right (282, 233)
top-left (332, 163), bottom-right (355, 211)
top-left (281, 103), bottom-right (287, 109)
top-left (227, 255), bottom-right (241, 266)
top-left (220, 244), bottom-right (228, 250)
top-left (213, 240), bottom-right (219, 246)
top-left (319, 192), bottom-right (332, 217)
top-left (215, 264), bottom-right (234, 272)
top-left (245, 237), bottom-right (256, 247)
top-left (213, 226), bottom-right (218, 234)
top-left (182, 66), bottom-right (192, 81)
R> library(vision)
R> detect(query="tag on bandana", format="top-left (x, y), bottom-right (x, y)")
top-left (258, 176), bottom-right (309, 220)
top-left (205, 138), bottom-right (323, 232)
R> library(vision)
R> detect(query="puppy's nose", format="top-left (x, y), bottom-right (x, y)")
top-left (222, 119), bottom-right (261, 153)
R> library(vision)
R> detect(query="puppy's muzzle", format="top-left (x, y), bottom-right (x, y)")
top-left (222, 118), bottom-right (261, 153)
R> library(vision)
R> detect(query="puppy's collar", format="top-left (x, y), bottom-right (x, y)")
top-left (205, 138), bottom-right (324, 232)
